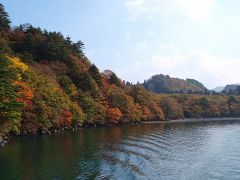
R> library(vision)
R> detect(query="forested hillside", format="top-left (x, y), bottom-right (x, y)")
top-left (143, 74), bottom-right (208, 94)
top-left (222, 84), bottom-right (240, 95)
top-left (1, 4), bottom-right (240, 139)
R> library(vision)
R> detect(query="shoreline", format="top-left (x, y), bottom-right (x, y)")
top-left (143, 117), bottom-right (240, 124)
top-left (2, 117), bottom-right (240, 148)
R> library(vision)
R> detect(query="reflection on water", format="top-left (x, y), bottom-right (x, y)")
top-left (1, 120), bottom-right (240, 179)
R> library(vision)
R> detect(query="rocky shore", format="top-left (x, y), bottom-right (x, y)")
top-left (0, 135), bottom-right (8, 148)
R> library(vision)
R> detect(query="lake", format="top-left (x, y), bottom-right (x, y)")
top-left (1, 119), bottom-right (240, 179)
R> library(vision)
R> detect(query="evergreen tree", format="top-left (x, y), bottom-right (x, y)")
top-left (79, 73), bottom-right (98, 97)
top-left (109, 73), bottom-right (121, 87)
top-left (0, 4), bottom-right (11, 30)
top-left (78, 91), bottom-right (95, 124)
top-left (89, 64), bottom-right (102, 86)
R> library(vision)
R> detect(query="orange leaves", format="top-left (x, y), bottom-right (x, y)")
top-left (142, 106), bottom-right (153, 121)
top-left (102, 76), bottom-right (110, 88)
top-left (107, 107), bottom-right (123, 124)
top-left (13, 81), bottom-right (34, 105)
top-left (149, 101), bottom-right (165, 121)
top-left (12, 31), bottom-right (25, 42)
top-left (58, 110), bottom-right (73, 127)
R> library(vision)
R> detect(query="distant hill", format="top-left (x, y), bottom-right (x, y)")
top-left (142, 74), bottom-right (208, 94)
top-left (212, 86), bottom-right (225, 92)
top-left (223, 84), bottom-right (240, 93)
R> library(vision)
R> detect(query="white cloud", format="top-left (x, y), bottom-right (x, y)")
top-left (149, 44), bottom-right (240, 88)
top-left (125, 0), bottom-right (158, 21)
top-left (115, 41), bottom-right (240, 88)
top-left (148, 30), bottom-right (156, 36)
top-left (125, 0), bottom-right (218, 23)
top-left (191, 49), bottom-right (240, 86)
top-left (122, 0), bottom-right (229, 87)
top-left (116, 53), bottom-right (121, 59)
top-left (125, 0), bottom-right (144, 9)
top-left (175, 0), bottom-right (217, 22)
top-left (136, 61), bottom-right (142, 67)
top-left (135, 41), bottom-right (148, 50)
top-left (125, 31), bottom-right (132, 40)
top-left (138, 43), bottom-right (240, 88)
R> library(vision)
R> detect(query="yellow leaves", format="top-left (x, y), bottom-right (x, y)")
top-left (5, 55), bottom-right (29, 80)
top-left (6, 55), bottom-right (28, 72)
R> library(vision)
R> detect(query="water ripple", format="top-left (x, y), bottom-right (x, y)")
top-left (101, 154), bottom-right (145, 176)
top-left (119, 141), bottom-right (159, 153)
top-left (104, 144), bottom-right (153, 162)
top-left (2, 120), bottom-right (240, 179)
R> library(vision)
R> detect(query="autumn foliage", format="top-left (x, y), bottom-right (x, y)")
top-left (1, 3), bottom-right (240, 138)
top-left (107, 107), bottom-right (123, 124)
top-left (58, 110), bottom-right (72, 127)
top-left (13, 81), bottom-right (33, 105)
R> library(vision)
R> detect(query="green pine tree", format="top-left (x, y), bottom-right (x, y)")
top-left (0, 3), bottom-right (11, 30)
top-left (89, 64), bottom-right (102, 86)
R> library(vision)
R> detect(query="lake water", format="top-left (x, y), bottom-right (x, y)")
top-left (1, 120), bottom-right (240, 180)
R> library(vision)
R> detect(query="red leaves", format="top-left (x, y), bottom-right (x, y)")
top-left (107, 107), bottom-right (123, 124)
top-left (58, 110), bottom-right (73, 127)
top-left (13, 81), bottom-right (34, 105)
top-left (102, 76), bottom-right (110, 88)
top-left (142, 106), bottom-right (153, 121)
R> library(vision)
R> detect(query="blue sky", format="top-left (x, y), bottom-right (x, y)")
top-left (2, 0), bottom-right (240, 88)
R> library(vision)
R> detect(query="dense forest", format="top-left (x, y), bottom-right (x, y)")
top-left (142, 74), bottom-right (208, 94)
top-left (1, 3), bottom-right (240, 141)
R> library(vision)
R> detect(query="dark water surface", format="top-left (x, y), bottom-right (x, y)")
top-left (1, 120), bottom-right (240, 180)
